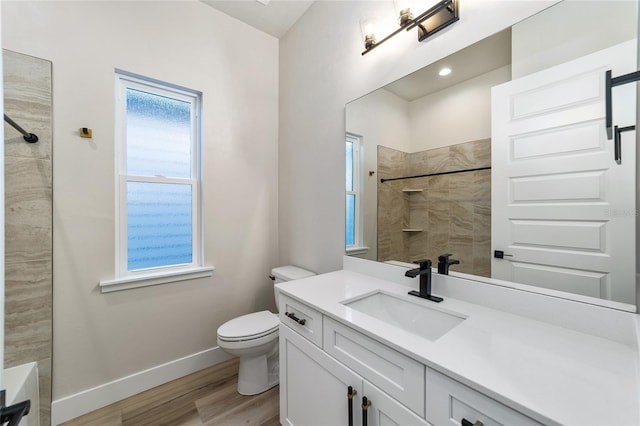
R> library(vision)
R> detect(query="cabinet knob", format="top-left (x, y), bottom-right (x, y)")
top-left (285, 311), bottom-right (306, 325)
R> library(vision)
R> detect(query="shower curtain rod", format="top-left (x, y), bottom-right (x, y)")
top-left (380, 166), bottom-right (491, 183)
top-left (4, 114), bottom-right (38, 143)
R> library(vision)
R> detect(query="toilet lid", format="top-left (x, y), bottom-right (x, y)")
top-left (217, 310), bottom-right (279, 340)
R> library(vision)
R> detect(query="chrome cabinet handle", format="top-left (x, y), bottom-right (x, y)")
top-left (461, 419), bottom-right (483, 426)
top-left (285, 311), bottom-right (306, 325)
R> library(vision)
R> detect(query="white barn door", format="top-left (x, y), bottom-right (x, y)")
top-left (491, 40), bottom-right (637, 304)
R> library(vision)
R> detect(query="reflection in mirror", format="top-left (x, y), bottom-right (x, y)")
top-left (345, 1), bottom-right (638, 309)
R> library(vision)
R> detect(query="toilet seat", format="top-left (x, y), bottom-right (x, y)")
top-left (217, 310), bottom-right (279, 342)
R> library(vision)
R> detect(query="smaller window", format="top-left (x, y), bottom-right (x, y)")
top-left (115, 71), bottom-right (202, 279)
top-left (346, 133), bottom-right (363, 249)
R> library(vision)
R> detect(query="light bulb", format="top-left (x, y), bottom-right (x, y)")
top-left (394, 0), bottom-right (415, 26)
top-left (360, 16), bottom-right (379, 50)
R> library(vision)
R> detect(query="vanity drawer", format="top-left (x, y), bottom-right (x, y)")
top-left (425, 368), bottom-right (543, 426)
top-left (279, 294), bottom-right (323, 348)
top-left (323, 316), bottom-right (425, 417)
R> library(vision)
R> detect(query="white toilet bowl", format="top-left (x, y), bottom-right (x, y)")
top-left (216, 266), bottom-right (315, 395)
top-left (217, 310), bottom-right (280, 395)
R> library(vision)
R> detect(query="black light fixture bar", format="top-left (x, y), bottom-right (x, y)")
top-left (361, 26), bottom-right (407, 56)
top-left (361, 0), bottom-right (459, 56)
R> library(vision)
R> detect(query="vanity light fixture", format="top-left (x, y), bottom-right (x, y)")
top-left (361, 0), bottom-right (459, 55)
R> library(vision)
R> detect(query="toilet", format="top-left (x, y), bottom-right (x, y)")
top-left (216, 265), bottom-right (315, 395)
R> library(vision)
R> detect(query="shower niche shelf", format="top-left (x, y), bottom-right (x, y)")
top-left (402, 228), bottom-right (423, 232)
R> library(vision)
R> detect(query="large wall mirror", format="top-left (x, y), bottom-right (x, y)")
top-left (346, 0), bottom-right (639, 311)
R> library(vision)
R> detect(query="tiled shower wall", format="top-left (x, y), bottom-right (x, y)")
top-left (3, 49), bottom-right (53, 425)
top-left (378, 139), bottom-right (491, 277)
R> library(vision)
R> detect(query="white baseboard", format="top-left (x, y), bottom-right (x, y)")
top-left (51, 347), bottom-right (232, 425)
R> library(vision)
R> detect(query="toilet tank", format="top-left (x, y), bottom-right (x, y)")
top-left (271, 265), bottom-right (315, 284)
top-left (271, 265), bottom-right (315, 311)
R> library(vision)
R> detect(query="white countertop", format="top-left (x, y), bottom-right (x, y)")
top-left (276, 269), bottom-right (640, 426)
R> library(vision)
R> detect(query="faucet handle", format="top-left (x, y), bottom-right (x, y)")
top-left (438, 253), bottom-right (460, 264)
top-left (413, 259), bottom-right (432, 268)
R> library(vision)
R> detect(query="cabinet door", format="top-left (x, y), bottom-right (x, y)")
top-left (280, 324), bottom-right (363, 426)
top-left (363, 381), bottom-right (429, 426)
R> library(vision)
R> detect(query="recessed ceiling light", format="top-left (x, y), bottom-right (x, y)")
top-left (256, 0), bottom-right (270, 5)
top-left (439, 67), bottom-right (452, 76)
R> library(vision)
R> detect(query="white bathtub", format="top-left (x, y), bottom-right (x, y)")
top-left (4, 362), bottom-right (39, 426)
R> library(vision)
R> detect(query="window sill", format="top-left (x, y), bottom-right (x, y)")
top-left (346, 246), bottom-right (369, 255)
top-left (99, 266), bottom-right (215, 293)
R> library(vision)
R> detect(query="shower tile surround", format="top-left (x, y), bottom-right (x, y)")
top-left (3, 49), bottom-right (53, 425)
top-left (378, 139), bottom-right (491, 276)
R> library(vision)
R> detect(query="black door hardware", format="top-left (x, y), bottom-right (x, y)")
top-left (614, 125), bottom-right (636, 164)
top-left (461, 419), bottom-right (484, 426)
top-left (605, 69), bottom-right (639, 164)
top-left (285, 312), bottom-right (306, 325)
top-left (0, 390), bottom-right (30, 426)
top-left (361, 396), bottom-right (371, 426)
top-left (347, 386), bottom-right (357, 426)
top-left (493, 250), bottom-right (513, 259)
top-left (606, 69), bottom-right (640, 140)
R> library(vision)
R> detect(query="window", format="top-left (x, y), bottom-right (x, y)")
top-left (346, 134), bottom-right (363, 250)
top-left (104, 71), bottom-right (211, 291)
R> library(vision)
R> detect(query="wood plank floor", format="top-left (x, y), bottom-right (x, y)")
top-left (60, 358), bottom-right (280, 426)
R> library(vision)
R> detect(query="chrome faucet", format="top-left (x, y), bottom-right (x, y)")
top-left (405, 259), bottom-right (443, 303)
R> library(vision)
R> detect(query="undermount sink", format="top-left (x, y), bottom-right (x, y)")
top-left (342, 291), bottom-right (466, 341)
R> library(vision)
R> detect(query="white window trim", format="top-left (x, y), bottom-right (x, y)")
top-left (100, 266), bottom-right (214, 293)
top-left (101, 70), bottom-right (208, 292)
top-left (346, 246), bottom-right (369, 255)
top-left (346, 133), bottom-right (364, 251)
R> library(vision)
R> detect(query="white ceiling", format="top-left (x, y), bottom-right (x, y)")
top-left (201, 0), bottom-right (315, 39)
top-left (384, 29), bottom-right (512, 101)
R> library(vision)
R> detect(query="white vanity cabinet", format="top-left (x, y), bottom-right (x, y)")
top-left (425, 368), bottom-right (543, 426)
top-left (279, 295), bottom-right (545, 426)
top-left (279, 324), bottom-right (362, 426)
top-left (280, 323), bottom-right (428, 426)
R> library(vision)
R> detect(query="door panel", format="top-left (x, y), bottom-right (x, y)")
top-left (280, 325), bottom-right (362, 426)
top-left (362, 381), bottom-right (428, 426)
top-left (492, 40), bottom-right (637, 303)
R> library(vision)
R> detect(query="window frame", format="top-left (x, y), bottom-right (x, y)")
top-left (105, 70), bottom-right (209, 291)
top-left (346, 133), bottom-right (365, 252)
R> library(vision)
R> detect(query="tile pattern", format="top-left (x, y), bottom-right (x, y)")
top-left (378, 139), bottom-right (491, 277)
top-left (3, 49), bottom-right (53, 426)
top-left (61, 358), bottom-right (280, 426)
